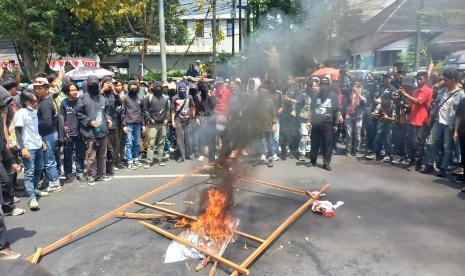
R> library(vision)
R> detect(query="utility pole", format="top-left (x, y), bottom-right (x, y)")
top-left (414, 0), bottom-right (424, 71)
top-left (232, 0), bottom-right (236, 55)
top-left (159, 0), bottom-right (167, 81)
top-left (239, 0), bottom-right (242, 52)
top-left (212, 0), bottom-right (217, 78)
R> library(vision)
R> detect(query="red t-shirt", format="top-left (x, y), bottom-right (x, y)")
top-left (213, 87), bottom-right (231, 115)
top-left (408, 85), bottom-right (433, 126)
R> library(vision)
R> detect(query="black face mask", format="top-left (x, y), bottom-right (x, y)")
top-left (129, 88), bottom-right (138, 94)
top-left (153, 87), bottom-right (162, 96)
top-left (179, 91), bottom-right (186, 99)
top-left (320, 86), bottom-right (330, 97)
top-left (88, 84), bottom-right (99, 95)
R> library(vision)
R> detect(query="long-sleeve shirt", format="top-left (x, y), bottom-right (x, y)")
top-left (310, 92), bottom-right (340, 127)
top-left (60, 98), bottom-right (79, 137)
top-left (103, 91), bottom-right (122, 129)
top-left (122, 94), bottom-right (146, 126)
top-left (76, 93), bottom-right (111, 138)
top-left (37, 96), bottom-right (57, 136)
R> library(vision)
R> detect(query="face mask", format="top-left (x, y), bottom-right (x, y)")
top-left (88, 85), bottom-right (99, 94)
top-left (179, 91), bottom-right (186, 98)
top-left (153, 87), bottom-right (162, 95)
top-left (320, 87), bottom-right (330, 96)
top-left (129, 88), bottom-right (138, 94)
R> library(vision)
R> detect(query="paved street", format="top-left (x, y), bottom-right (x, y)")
top-left (4, 155), bottom-right (465, 276)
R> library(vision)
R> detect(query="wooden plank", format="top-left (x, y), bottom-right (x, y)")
top-left (26, 166), bottom-right (207, 262)
top-left (115, 212), bottom-right (178, 220)
top-left (209, 261), bottom-right (219, 276)
top-left (231, 183), bottom-right (331, 276)
top-left (30, 247), bottom-right (43, 263)
top-left (135, 201), bottom-right (265, 244)
top-left (239, 176), bottom-right (310, 196)
top-left (139, 221), bottom-right (249, 275)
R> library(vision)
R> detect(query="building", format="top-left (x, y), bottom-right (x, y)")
top-left (349, 0), bottom-right (465, 71)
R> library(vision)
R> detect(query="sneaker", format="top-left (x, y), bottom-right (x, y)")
top-left (76, 174), bottom-right (86, 182)
top-left (391, 157), bottom-right (402, 165)
top-left (144, 163), bottom-right (151, 169)
top-left (0, 247), bottom-right (21, 260)
top-left (13, 196), bottom-right (20, 203)
top-left (436, 169), bottom-right (447, 178)
top-left (97, 175), bottom-right (112, 182)
top-left (177, 158), bottom-right (185, 163)
top-left (35, 190), bottom-right (49, 197)
top-left (298, 155), bottom-right (305, 161)
top-left (260, 154), bottom-right (266, 161)
top-left (4, 207), bottom-right (25, 216)
top-left (307, 161), bottom-right (316, 167)
top-left (163, 154), bottom-right (170, 160)
top-left (198, 155), bottom-right (205, 161)
top-left (135, 161), bottom-right (143, 167)
top-left (382, 156), bottom-right (392, 162)
top-left (454, 175), bottom-right (465, 183)
top-left (159, 162), bottom-right (166, 166)
top-left (128, 164), bottom-right (137, 170)
top-left (323, 165), bottom-right (333, 171)
top-left (64, 177), bottom-right (73, 184)
top-left (88, 177), bottom-right (96, 186)
top-left (29, 199), bottom-right (39, 210)
top-left (420, 165), bottom-right (434, 174)
top-left (365, 154), bottom-right (376, 160)
top-left (273, 154), bottom-right (280, 161)
top-left (46, 186), bottom-right (63, 193)
top-left (267, 158), bottom-right (274, 168)
top-left (113, 166), bottom-right (119, 172)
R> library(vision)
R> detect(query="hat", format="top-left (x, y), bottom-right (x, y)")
top-left (162, 81), bottom-right (169, 87)
top-left (177, 82), bottom-right (188, 92)
top-left (87, 76), bottom-right (99, 86)
top-left (320, 75), bottom-right (332, 86)
top-left (196, 60), bottom-right (201, 63)
top-left (102, 76), bottom-right (113, 84)
top-left (32, 77), bottom-right (49, 87)
top-left (168, 82), bottom-right (177, 90)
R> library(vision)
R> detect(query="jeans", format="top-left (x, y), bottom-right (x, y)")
top-left (164, 124), bottom-right (175, 156)
top-left (272, 120), bottom-right (280, 155)
top-left (260, 132), bottom-right (274, 159)
top-left (392, 123), bottom-right (408, 157)
top-left (298, 122), bottom-right (311, 155)
top-left (63, 136), bottom-right (85, 176)
top-left (345, 115), bottom-right (363, 153)
top-left (373, 121), bottom-right (392, 156)
top-left (125, 123), bottom-right (142, 164)
top-left (407, 125), bottom-right (427, 166)
top-left (424, 122), bottom-right (453, 169)
top-left (21, 148), bottom-right (44, 200)
top-left (42, 131), bottom-right (60, 187)
top-left (146, 123), bottom-right (167, 164)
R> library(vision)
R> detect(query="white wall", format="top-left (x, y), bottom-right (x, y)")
top-left (186, 19), bottom-right (243, 54)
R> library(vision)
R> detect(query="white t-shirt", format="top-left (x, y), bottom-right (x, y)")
top-left (438, 91), bottom-right (454, 125)
top-left (13, 108), bottom-right (43, 150)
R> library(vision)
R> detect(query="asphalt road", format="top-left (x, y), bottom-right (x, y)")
top-left (3, 155), bottom-right (465, 276)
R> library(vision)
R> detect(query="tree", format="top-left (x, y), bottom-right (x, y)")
top-left (0, 0), bottom-right (64, 80)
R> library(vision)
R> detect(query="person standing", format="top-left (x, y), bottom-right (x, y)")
top-left (308, 76), bottom-right (340, 171)
top-left (33, 77), bottom-right (62, 192)
top-left (113, 80), bottom-right (125, 168)
top-left (453, 97), bottom-right (465, 188)
top-left (77, 76), bottom-right (112, 185)
top-left (144, 81), bottom-right (169, 168)
top-left (344, 79), bottom-right (366, 156)
top-left (421, 69), bottom-right (465, 177)
top-left (101, 77), bottom-right (121, 175)
top-left (171, 82), bottom-right (196, 162)
top-left (400, 72), bottom-right (433, 171)
top-left (60, 83), bottom-right (85, 183)
top-left (13, 90), bottom-right (49, 209)
top-left (122, 80), bottom-right (146, 169)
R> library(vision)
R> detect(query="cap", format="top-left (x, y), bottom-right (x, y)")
top-left (177, 82), bottom-right (188, 91)
top-left (32, 77), bottom-right (49, 87)
top-left (320, 75), bottom-right (332, 86)
top-left (196, 60), bottom-right (201, 63)
top-left (101, 76), bottom-right (113, 84)
top-left (87, 76), bottom-right (99, 86)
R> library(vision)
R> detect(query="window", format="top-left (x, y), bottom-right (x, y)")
top-left (227, 19), bottom-right (234, 37)
top-left (374, 50), bottom-right (401, 67)
top-left (195, 20), bottom-right (204, 38)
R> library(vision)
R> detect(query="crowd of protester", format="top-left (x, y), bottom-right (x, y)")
top-left (1, 60), bottom-right (465, 259)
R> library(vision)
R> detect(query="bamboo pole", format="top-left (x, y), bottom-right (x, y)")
top-left (135, 200), bottom-right (265, 244)
top-left (30, 247), bottom-right (43, 263)
top-left (209, 261), bottom-right (219, 276)
top-left (238, 176), bottom-right (309, 196)
top-left (26, 166), bottom-right (207, 262)
top-left (231, 183), bottom-right (331, 276)
top-left (115, 212), bottom-right (178, 220)
top-left (139, 221), bottom-right (249, 275)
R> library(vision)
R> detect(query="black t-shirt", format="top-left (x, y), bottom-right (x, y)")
top-left (456, 98), bottom-right (465, 133)
top-left (310, 92), bottom-right (339, 126)
top-left (60, 98), bottom-right (79, 137)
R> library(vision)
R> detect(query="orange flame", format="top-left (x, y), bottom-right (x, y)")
top-left (190, 187), bottom-right (234, 242)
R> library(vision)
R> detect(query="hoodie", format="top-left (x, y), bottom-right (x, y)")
top-left (247, 78), bottom-right (261, 95)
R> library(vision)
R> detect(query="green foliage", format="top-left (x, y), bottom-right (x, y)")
top-left (144, 70), bottom-right (185, 80)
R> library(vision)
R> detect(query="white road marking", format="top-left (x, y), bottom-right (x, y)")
top-left (112, 174), bottom-right (209, 179)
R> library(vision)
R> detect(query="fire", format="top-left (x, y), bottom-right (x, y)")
top-left (190, 187), bottom-right (234, 242)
